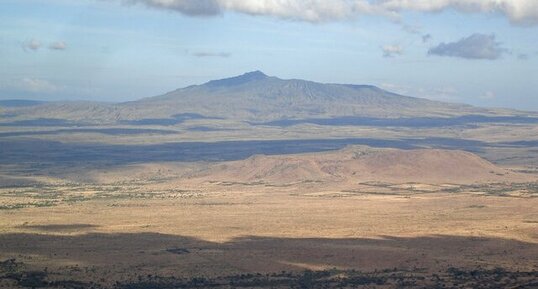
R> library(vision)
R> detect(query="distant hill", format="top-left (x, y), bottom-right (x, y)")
top-left (192, 146), bottom-right (529, 185)
top-left (0, 99), bottom-right (46, 107)
top-left (0, 71), bottom-right (526, 124)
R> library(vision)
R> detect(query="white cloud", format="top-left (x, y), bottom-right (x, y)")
top-left (122, 0), bottom-right (378, 22)
top-left (219, 0), bottom-right (382, 22)
top-left (119, 0), bottom-right (538, 24)
top-left (382, 44), bottom-right (403, 57)
top-left (377, 0), bottom-right (538, 25)
top-left (49, 41), bottom-right (67, 50)
top-left (22, 39), bottom-right (41, 51)
top-left (22, 39), bottom-right (68, 52)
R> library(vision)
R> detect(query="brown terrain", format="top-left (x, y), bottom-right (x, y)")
top-left (1, 146), bottom-right (538, 288)
top-left (191, 146), bottom-right (528, 185)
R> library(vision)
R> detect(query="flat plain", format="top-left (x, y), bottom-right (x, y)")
top-left (1, 146), bottom-right (538, 288)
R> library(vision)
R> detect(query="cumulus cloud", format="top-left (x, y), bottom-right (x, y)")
top-left (428, 34), bottom-right (506, 60)
top-left (122, 0), bottom-right (378, 22)
top-left (382, 45), bottom-right (403, 57)
top-left (377, 0), bottom-right (538, 25)
top-left (22, 39), bottom-right (67, 52)
top-left (123, 0), bottom-right (220, 16)
top-left (118, 0), bottom-right (538, 25)
top-left (49, 41), bottom-right (67, 50)
top-left (22, 39), bottom-right (41, 51)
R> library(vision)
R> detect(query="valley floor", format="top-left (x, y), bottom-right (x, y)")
top-left (1, 183), bottom-right (537, 288)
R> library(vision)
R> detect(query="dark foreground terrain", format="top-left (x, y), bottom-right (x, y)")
top-left (1, 232), bottom-right (538, 289)
top-left (2, 258), bottom-right (538, 289)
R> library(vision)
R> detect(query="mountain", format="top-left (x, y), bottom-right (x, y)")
top-left (125, 71), bottom-right (489, 121)
top-left (0, 71), bottom-right (520, 124)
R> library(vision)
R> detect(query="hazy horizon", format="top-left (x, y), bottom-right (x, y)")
top-left (0, 70), bottom-right (536, 113)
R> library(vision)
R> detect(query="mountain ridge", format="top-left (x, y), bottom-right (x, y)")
top-left (205, 70), bottom-right (270, 87)
top-left (124, 70), bottom-right (490, 121)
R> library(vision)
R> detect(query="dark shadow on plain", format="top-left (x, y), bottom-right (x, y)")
top-left (0, 137), bottom-right (494, 167)
top-left (0, 118), bottom-right (84, 127)
top-left (0, 128), bottom-right (179, 138)
top-left (15, 224), bottom-right (99, 232)
top-left (121, 113), bottom-right (222, 126)
top-left (1, 232), bottom-right (537, 288)
top-left (0, 232), bottom-right (536, 271)
top-left (253, 115), bottom-right (538, 128)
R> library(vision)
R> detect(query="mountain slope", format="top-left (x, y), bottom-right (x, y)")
top-left (125, 71), bottom-right (487, 121)
top-left (1, 71), bottom-right (512, 123)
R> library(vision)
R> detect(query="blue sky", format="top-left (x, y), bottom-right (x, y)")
top-left (0, 0), bottom-right (537, 110)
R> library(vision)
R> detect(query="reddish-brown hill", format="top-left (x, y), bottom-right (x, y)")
top-left (192, 147), bottom-right (527, 184)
